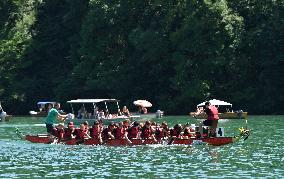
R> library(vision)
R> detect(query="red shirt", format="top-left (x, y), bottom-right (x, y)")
top-left (155, 127), bottom-right (164, 140)
top-left (90, 126), bottom-right (101, 139)
top-left (183, 130), bottom-right (192, 138)
top-left (141, 127), bottom-right (152, 139)
top-left (75, 129), bottom-right (87, 140)
top-left (127, 126), bottom-right (139, 139)
top-left (102, 128), bottom-right (113, 140)
top-left (114, 127), bottom-right (124, 139)
top-left (53, 128), bottom-right (64, 139)
top-left (64, 128), bottom-right (74, 139)
top-left (170, 128), bottom-right (181, 138)
top-left (205, 105), bottom-right (219, 120)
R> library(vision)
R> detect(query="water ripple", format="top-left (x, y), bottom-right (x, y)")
top-left (0, 116), bottom-right (284, 178)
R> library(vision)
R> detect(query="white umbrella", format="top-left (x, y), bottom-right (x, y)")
top-left (133, 100), bottom-right (152, 108)
top-left (197, 99), bottom-right (232, 107)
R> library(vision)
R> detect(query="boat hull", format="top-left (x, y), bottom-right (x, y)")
top-left (190, 112), bottom-right (248, 119)
top-left (131, 113), bottom-right (158, 119)
top-left (23, 135), bottom-right (237, 146)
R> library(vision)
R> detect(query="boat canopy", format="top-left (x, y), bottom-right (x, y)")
top-left (67, 99), bottom-right (119, 104)
top-left (37, 102), bottom-right (56, 105)
top-left (197, 99), bottom-right (232, 107)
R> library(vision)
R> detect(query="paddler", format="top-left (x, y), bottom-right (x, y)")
top-left (127, 121), bottom-right (140, 140)
top-left (113, 122), bottom-right (124, 139)
top-left (74, 124), bottom-right (91, 143)
top-left (182, 127), bottom-right (193, 139)
top-left (170, 124), bottom-right (182, 138)
top-left (45, 102), bottom-right (67, 136)
top-left (154, 123), bottom-right (164, 141)
top-left (141, 121), bottom-right (155, 140)
top-left (64, 122), bottom-right (76, 140)
top-left (196, 101), bottom-right (219, 137)
top-left (52, 123), bottom-right (65, 142)
top-left (161, 122), bottom-right (169, 139)
top-left (101, 123), bottom-right (115, 142)
top-left (90, 120), bottom-right (103, 144)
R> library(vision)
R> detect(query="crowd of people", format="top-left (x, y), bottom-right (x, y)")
top-left (45, 101), bottom-right (220, 143)
top-left (76, 105), bottom-right (131, 120)
top-left (50, 120), bottom-right (202, 144)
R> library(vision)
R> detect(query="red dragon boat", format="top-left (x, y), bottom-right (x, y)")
top-left (16, 128), bottom-right (250, 146)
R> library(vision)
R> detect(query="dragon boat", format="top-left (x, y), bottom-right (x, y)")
top-left (16, 128), bottom-right (250, 146)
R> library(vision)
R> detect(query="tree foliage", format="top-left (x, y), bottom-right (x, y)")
top-left (0, 0), bottom-right (283, 114)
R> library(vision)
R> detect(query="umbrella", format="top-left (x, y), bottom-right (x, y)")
top-left (133, 100), bottom-right (152, 108)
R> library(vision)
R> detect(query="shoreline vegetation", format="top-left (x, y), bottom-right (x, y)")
top-left (0, 0), bottom-right (283, 115)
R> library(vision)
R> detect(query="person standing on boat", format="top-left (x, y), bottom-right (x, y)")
top-left (45, 102), bottom-right (67, 135)
top-left (196, 101), bottom-right (219, 137)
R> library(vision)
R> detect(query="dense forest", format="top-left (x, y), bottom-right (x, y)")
top-left (0, 0), bottom-right (283, 115)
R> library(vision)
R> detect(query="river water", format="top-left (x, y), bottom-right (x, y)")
top-left (0, 116), bottom-right (283, 178)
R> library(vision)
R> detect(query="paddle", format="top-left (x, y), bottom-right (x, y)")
top-left (125, 134), bottom-right (132, 144)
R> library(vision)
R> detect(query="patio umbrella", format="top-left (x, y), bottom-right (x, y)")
top-left (133, 100), bottom-right (152, 108)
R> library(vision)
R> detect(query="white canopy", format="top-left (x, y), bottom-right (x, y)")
top-left (67, 99), bottom-right (119, 104)
top-left (197, 99), bottom-right (232, 107)
top-left (37, 102), bottom-right (56, 105)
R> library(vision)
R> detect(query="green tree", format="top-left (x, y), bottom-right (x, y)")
top-left (227, 0), bottom-right (284, 114)
top-left (167, 0), bottom-right (244, 113)
top-left (13, 0), bottom-right (89, 113)
top-left (0, 0), bottom-right (36, 112)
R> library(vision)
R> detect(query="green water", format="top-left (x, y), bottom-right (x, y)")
top-left (0, 116), bottom-right (283, 178)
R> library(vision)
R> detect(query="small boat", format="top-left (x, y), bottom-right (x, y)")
top-left (16, 127), bottom-right (250, 146)
top-left (190, 111), bottom-right (248, 119)
top-left (190, 99), bottom-right (248, 119)
top-left (29, 101), bottom-right (57, 117)
top-left (132, 100), bottom-right (164, 119)
top-left (64, 99), bottom-right (140, 125)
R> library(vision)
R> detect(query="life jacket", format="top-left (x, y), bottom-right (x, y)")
top-left (114, 127), bottom-right (124, 139)
top-left (141, 126), bottom-right (152, 139)
top-left (127, 126), bottom-right (139, 139)
top-left (75, 129), bottom-right (86, 140)
top-left (102, 128), bottom-right (112, 140)
top-left (170, 128), bottom-right (180, 138)
top-left (53, 128), bottom-right (64, 139)
top-left (195, 132), bottom-right (201, 138)
top-left (155, 127), bottom-right (164, 140)
top-left (90, 126), bottom-right (101, 139)
top-left (183, 130), bottom-right (192, 138)
top-left (206, 106), bottom-right (219, 120)
top-left (64, 128), bottom-right (74, 139)
top-left (162, 127), bottom-right (169, 138)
